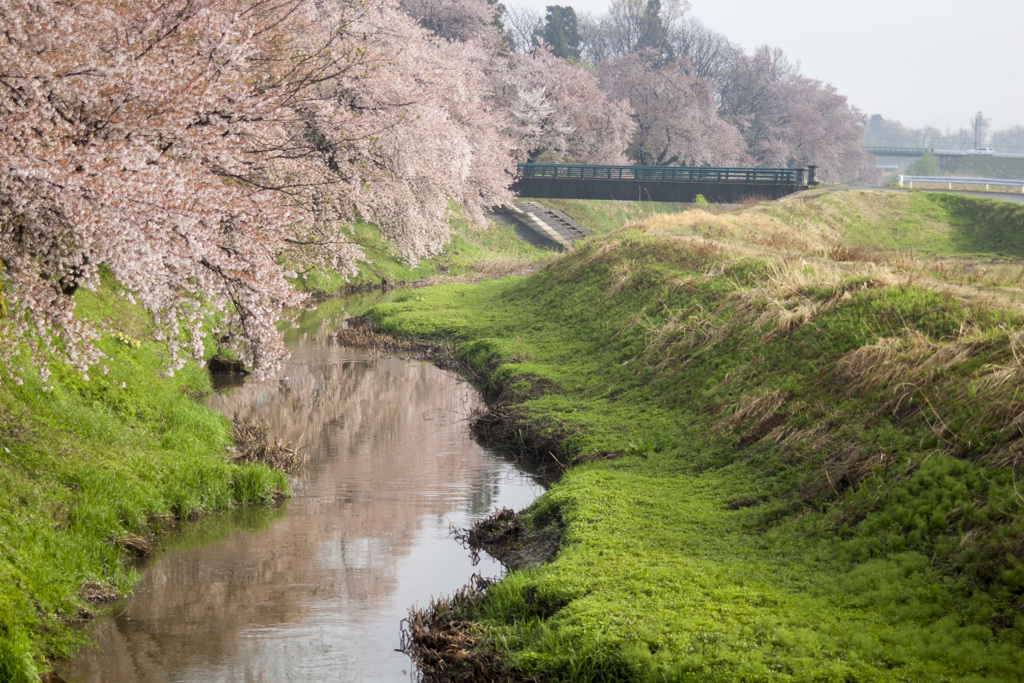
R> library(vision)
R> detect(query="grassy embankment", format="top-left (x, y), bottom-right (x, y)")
top-left (0, 271), bottom-right (289, 681)
top-left (291, 208), bottom-right (555, 295)
top-left (532, 199), bottom-right (697, 237)
top-left (0, 210), bottom-right (550, 681)
top-left (373, 190), bottom-right (1024, 681)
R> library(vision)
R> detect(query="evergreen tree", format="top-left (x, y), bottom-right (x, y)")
top-left (540, 5), bottom-right (581, 60)
top-left (636, 0), bottom-right (674, 63)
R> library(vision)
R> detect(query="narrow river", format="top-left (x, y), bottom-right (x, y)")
top-left (60, 323), bottom-right (543, 682)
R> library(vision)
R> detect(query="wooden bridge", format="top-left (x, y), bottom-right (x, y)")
top-left (512, 163), bottom-right (816, 203)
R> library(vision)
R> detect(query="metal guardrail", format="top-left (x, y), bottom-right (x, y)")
top-left (898, 175), bottom-right (1024, 192)
top-left (517, 163), bottom-right (809, 185)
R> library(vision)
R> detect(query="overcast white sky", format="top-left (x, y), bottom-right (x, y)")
top-left (509, 0), bottom-right (1024, 132)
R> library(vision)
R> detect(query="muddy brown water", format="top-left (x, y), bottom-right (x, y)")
top-left (60, 331), bottom-right (543, 682)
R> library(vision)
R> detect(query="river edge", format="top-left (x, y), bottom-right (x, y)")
top-left (334, 323), bottom-right (576, 681)
top-left (55, 338), bottom-right (547, 682)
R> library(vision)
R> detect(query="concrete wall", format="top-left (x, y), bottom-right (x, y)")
top-left (511, 177), bottom-right (807, 203)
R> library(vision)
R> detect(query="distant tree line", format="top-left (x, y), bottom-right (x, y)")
top-left (489, 0), bottom-right (875, 181)
top-left (863, 114), bottom-right (1024, 154)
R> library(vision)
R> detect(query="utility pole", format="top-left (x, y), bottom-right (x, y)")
top-left (973, 111), bottom-right (985, 148)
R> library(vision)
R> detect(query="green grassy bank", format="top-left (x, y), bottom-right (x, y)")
top-left (0, 273), bottom-right (290, 680)
top-left (375, 191), bottom-right (1024, 681)
top-left (291, 209), bottom-right (553, 295)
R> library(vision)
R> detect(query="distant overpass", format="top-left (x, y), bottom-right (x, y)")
top-left (512, 163), bottom-right (815, 203)
top-left (863, 147), bottom-right (1024, 170)
top-left (863, 147), bottom-right (964, 159)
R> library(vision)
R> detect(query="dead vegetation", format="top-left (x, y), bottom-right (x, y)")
top-left (402, 508), bottom-right (562, 682)
top-left (207, 355), bottom-right (248, 375)
top-left (738, 259), bottom-right (902, 341)
top-left (715, 389), bottom-right (789, 433)
top-left (112, 532), bottom-right (155, 558)
top-left (78, 580), bottom-right (119, 605)
top-left (640, 257), bottom-right (903, 371)
top-left (231, 418), bottom-right (307, 472)
top-left (401, 575), bottom-right (535, 683)
top-left (470, 405), bottom-right (571, 478)
top-left (335, 319), bottom-right (449, 361)
top-left (614, 200), bottom-right (1024, 499)
top-left (455, 507), bottom-right (562, 571)
top-left (631, 208), bottom-right (836, 257)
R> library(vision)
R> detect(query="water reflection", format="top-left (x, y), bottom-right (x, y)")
top-left (62, 331), bottom-right (542, 682)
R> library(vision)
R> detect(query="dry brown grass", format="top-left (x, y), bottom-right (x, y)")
top-left (636, 252), bottom-right (910, 372)
top-left (738, 259), bottom-right (903, 342)
top-left (630, 209), bottom-right (832, 257)
top-left (558, 237), bottom-right (621, 279)
top-left (596, 192), bottom-right (1024, 483)
top-left (620, 205), bottom-right (912, 355)
top-left (715, 389), bottom-right (788, 432)
top-left (606, 261), bottom-right (634, 296)
top-left (815, 443), bottom-right (893, 495)
top-left (78, 581), bottom-right (120, 604)
top-left (400, 575), bottom-right (534, 683)
top-left (773, 423), bottom-right (831, 452)
top-left (231, 418), bottom-right (308, 473)
top-left (829, 320), bottom-right (1024, 461)
top-left (111, 533), bottom-right (155, 558)
top-left (642, 304), bottom-right (731, 369)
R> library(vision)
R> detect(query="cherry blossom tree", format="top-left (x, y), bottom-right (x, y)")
top-left (600, 50), bottom-right (746, 166)
top-left (750, 75), bottom-right (874, 183)
top-left (491, 45), bottom-right (636, 164)
top-left (717, 49), bottom-right (872, 181)
top-left (398, 0), bottom-right (500, 44)
top-left (397, 1), bottom-right (634, 167)
top-left (343, 12), bottom-right (514, 255)
top-left (0, 0), bottom-right (513, 381)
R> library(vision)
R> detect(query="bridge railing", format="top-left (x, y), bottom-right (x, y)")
top-left (517, 163), bottom-right (808, 185)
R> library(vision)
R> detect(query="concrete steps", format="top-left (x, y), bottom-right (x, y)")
top-left (487, 202), bottom-right (591, 250)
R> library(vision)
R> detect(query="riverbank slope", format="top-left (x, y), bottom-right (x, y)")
top-left (0, 272), bottom-right (290, 681)
top-left (374, 190), bottom-right (1024, 681)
